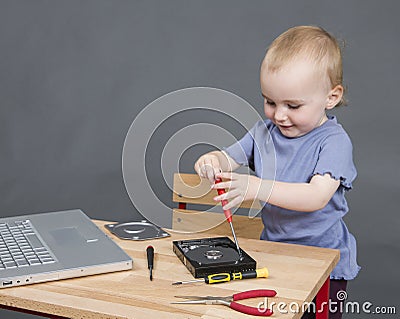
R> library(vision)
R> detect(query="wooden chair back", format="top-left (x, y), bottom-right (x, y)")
top-left (172, 173), bottom-right (263, 239)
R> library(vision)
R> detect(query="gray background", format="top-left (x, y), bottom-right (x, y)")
top-left (0, 0), bottom-right (399, 318)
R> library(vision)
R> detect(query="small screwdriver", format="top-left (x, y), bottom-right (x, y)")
top-left (172, 267), bottom-right (269, 285)
top-left (146, 245), bottom-right (154, 281)
top-left (215, 178), bottom-right (242, 258)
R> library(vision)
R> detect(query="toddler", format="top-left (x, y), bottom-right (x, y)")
top-left (195, 26), bottom-right (360, 319)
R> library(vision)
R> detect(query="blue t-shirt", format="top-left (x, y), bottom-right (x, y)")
top-left (224, 115), bottom-right (360, 280)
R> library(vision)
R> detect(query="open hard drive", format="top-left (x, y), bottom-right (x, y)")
top-left (173, 237), bottom-right (256, 278)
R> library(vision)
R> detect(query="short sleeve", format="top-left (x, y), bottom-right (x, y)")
top-left (223, 123), bottom-right (258, 170)
top-left (313, 133), bottom-right (357, 190)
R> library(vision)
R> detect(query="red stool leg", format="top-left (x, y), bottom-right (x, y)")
top-left (316, 277), bottom-right (330, 319)
top-left (178, 202), bottom-right (186, 209)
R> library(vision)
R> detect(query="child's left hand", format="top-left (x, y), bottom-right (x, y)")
top-left (212, 172), bottom-right (261, 210)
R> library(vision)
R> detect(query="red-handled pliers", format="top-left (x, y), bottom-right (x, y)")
top-left (173, 289), bottom-right (276, 316)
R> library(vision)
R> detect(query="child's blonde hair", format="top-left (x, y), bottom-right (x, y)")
top-left (263, 26), bottom-right (346, 106)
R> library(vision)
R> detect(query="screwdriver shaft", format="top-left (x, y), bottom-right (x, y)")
top-left (215, 178), bottom-right (242, 258)
top-left (229, 221), bottom-right (242, 258)
top-left (172, 279), bottom-right (203, 285)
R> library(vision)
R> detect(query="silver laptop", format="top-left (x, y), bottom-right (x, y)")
top-left (0, 209), bottom-right (132, 288)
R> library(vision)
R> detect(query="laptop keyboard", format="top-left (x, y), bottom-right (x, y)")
top-left (0, 220), bottom-right (56, 270)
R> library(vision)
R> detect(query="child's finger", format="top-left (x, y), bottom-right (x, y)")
top-left (214, 190), bottom-right (229, 201)
top-left (222, 200), bottom-right (234, 211)
top-left (223, 196), bottom-right (241, 210)
top-left (202, 160), bottom-right (215, 183)
top-left (194, 160), bottom-right (207, 178)
top-left (194, 163), bottom-right (204, 178)
top-left (210, 158), bottom-right (221, 180)
top-left (212, 181), bottom-right (232, 189)
top-left (215, 171), bottom-right (234, 180)
top-left (213, 195), bottom-right (222, 201)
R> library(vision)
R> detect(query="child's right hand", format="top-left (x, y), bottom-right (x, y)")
top-left (194, 153), bottom-right (222, 183)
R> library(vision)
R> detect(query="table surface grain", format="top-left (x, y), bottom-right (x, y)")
top-left (0, 220), bottom-right (339, 319)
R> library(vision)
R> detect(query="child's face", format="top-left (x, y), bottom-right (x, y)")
top-left (260, 58), bottom-right (336, 138)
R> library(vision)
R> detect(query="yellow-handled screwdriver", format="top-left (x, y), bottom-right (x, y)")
top-left (172, 267), bottom-right (269, 285)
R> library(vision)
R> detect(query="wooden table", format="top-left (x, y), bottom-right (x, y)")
top-left (0, 220), bottom-right (339, 319)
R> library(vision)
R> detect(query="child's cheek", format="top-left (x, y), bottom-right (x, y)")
top-left (264, 107), bottom-right (274, 121)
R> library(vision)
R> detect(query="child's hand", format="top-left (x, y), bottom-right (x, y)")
top-left (212, 172), bottom-right (262, 210)
top-left (194, 153), bottom-right (222, 183)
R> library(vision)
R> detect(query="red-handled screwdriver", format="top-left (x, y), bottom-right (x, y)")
top-left (215, 178), bottom-right (242, 258)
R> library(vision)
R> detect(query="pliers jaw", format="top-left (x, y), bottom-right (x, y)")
top-left (206, 299), bottom-right (231, 306)
top-left (173, 296), bottom-right (231, 306)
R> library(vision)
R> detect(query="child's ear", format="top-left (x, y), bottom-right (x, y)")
top-left (326, 85), bottom-right (344, 109)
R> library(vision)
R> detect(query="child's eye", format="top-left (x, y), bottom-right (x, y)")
top-left (265, 99), bottom-right (276, 106)
top-left (288, 104), bottom-right (301, 109)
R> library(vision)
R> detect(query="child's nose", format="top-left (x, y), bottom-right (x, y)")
top-left (274, 105), bottom-right (288, 122)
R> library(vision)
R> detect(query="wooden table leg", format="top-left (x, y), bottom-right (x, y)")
top-left (315, 277), bottom-right (330, 319)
